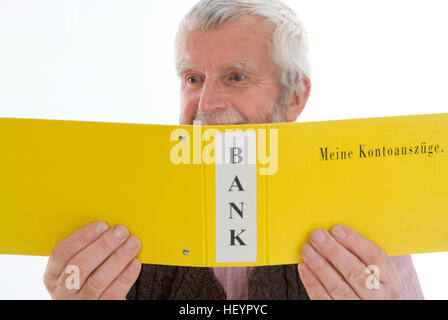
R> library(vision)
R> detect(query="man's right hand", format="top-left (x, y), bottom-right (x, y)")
top-left (43, 221), bottom-right (142, 300)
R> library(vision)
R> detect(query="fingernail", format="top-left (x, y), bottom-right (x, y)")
top-left (113, 225), bottom-right (129, 241)
top-left (310, 229), bottom-right (326, 244)
top-left (125, 236), bottom-right (140, 251)
top-left (301, 244), bottom-right (316, 258)
top-left (95, 221), bottom-right (109, 234)
top-left (331, 225), bottom-right (347, 240)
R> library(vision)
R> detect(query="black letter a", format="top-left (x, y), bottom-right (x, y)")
top-left (228, 175), bottom-right (244, 191)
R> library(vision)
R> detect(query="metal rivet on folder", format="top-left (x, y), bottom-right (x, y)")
top-left (183, 249), bottom-right (189, 256)
top-left (179, 135), bottom-right (186, 141)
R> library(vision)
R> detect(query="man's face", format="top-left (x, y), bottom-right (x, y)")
top-left (176, 15), bottom-right (287, 125)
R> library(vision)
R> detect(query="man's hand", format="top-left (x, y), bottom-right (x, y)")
top-left (43, 221), bottom-right (142, 300)
top-left (298, 224), bottom-right (402, 300)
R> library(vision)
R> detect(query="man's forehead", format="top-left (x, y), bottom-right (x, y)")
top-left (176, 15), bottom-right (273, 75)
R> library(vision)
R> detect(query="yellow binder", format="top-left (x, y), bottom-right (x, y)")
top-left (0, 113), bottom-right (447, 267)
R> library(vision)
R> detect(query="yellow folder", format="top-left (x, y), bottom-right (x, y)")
top-left (0, 113), bottom-right (447, 267)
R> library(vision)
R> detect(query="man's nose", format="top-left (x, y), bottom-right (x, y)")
top-left (198, 78), bottom-right (230, 113)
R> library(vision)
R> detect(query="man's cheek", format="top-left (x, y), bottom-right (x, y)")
top-left (240, 104), bottom-right (267, 123)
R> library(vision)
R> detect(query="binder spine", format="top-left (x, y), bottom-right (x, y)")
top-left (200, 126), bottom-right (208, 267)
top-left (263, 123), bottom-right (270, 266)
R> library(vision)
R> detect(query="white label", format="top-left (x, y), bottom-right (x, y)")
top-left (215, 130), bottom-right (257, 263)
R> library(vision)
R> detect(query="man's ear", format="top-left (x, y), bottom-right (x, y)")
top-left (285, 75), bottom-right (311, 122)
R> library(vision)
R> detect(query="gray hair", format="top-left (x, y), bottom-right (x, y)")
top-left (175, 0), bottom-right (311, 95)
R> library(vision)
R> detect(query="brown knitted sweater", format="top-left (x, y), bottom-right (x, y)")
top-left (126, 263), bottom-right (310, 300)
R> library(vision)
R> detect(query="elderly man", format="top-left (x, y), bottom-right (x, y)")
top-left (43, 0), bottom-right (424, 300)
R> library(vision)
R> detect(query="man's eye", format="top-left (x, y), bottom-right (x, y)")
top-left (230, 73), bottom-right (246, 81)
top-left (187, 76), bottom-right (200, 84)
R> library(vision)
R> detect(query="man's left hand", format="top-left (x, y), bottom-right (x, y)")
top-left (298, 224), bottom-right (403, 300)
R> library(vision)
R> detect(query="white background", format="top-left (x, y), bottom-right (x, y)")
top-left (0, 0), bottom-right (447, 299)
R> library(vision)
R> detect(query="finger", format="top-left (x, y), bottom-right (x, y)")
top-left (77, 236), bottom-right (141, 299)
top-left (309, 228), bottom-right (371, 298)
top-left (301, 243), bottom-right (360, 300)
top-left (99, 259), bottom-right (142, 300)
top-left (53, 224), bottom-right (130, 298)
top-left (330, 225), bottom-right (401, 287)
top-left (297, 263), bottom-right (332, 300)
top-left (330, 225), bottom-right (388, 267)
top-left (45, 221), bottom-right (109, 279)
